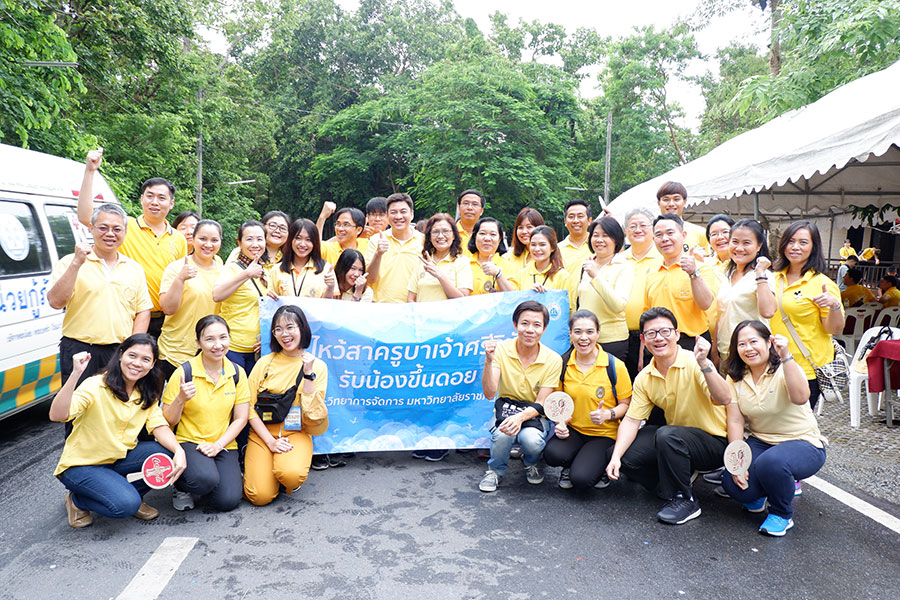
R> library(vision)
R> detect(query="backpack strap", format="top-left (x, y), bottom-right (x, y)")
top-left (606, 352), bottom-right (618, 402)
top-left (181, 359), bottom-right (240, 386)
top-left (559, 346), bottom-right (574, 383)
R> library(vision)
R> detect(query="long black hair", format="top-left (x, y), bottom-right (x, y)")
top-left (103, 334), bottom-right (163, 409)
top-left (773, 220), bottom-right (827, 275)
top-left (335, 249), bottom-right (366, 295)
top-left (724, 320), bottom-right (781, 382)
top-left (726, 218), bottom-right (770, 276)
top-left (281, 218), bottom-right (325, 275)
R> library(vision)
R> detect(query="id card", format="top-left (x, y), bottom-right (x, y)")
top-left (284, 406), bottom-right (302, 430)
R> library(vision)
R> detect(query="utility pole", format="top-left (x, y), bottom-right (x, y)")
top-left (604, 111), bottom-right (612, 205)
top-left (196, 89), bottom-right (203, 215)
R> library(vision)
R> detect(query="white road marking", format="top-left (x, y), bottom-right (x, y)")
top-left (805, 475), bottom-right (900, 536)
top-left (116, 536), bottom-right (198, 600)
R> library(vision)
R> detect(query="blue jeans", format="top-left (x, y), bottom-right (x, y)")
top-left (487, 418), bottom-right (551, 477)
top-left (57, 441), bottom-right (170, 518)
top-left (226, 350), bottom-right (257, 374)
top-left (721, 436), bottom-right (826, 519)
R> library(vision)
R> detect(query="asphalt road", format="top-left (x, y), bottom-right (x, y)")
top-left (2, 403), bottom-right (900, 600)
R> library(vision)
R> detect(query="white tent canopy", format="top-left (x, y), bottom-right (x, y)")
top-left (607, 59), bottom-right (900, 250)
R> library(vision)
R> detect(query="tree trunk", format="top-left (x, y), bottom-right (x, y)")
top-left (769, 0), bottom-right (781, 76)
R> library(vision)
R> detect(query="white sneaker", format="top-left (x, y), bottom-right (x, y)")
top-left (172, 489), bottom-right (194, 511)
top-left (525, 464), bottom-right (544, 485)
top-left (479, 470), bottom-right (500, 492)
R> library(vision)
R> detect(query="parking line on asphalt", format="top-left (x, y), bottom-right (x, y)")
top-left (805, 475), bottom-right (900, 536)
top-left (116, 536), bottom-right (198, 600)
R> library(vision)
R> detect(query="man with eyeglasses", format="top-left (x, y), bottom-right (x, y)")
top-left (49, 203), bottom-right (153, 393)
top-left (365, 193), bottom-right (424, 302)
top-left (77, 149), bottom-right (187, 339)
top-left (317, 206), bottom-right (369, 265)
top-left (455, 189), bottom-right (485, 249)
top-left (559, 199), bottom-right (593, 272)
top-left (606, 307), bottom-right (728, 525)
top-left (644, 214), bottom-right (718, 350)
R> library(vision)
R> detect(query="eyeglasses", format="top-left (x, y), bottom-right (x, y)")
top-left (95, 225), bottom-right (125, 235)
top-left (266, 223), bottom-right (288, 233)
top-left (273, 324), bottom-right (299, 335)
top-left (642, 327), bottom-right (676, 340)
top-left (710, 229), bottom-right (731, 239)
top-left (459, 201), bottom-right (482, 209)
top-left (431, 229), bottom-right (453, 238)
top-left (628, 224), bottom-right (651, 232)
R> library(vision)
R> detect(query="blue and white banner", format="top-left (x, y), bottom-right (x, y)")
top-left (260, 291), bottom-right (570, 452)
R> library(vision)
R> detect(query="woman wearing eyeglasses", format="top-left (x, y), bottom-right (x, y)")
top-left (226, 211), bottom-right (291, 270)
top-left (406, 213), bottom-right (473, 303)
top-left (705, 214), bottom-right (734, 269)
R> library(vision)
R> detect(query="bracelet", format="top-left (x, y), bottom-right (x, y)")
top-left (700, 364), bottom-right (714, 373)
top-left (755, 276), bottom-right (768, 282)
top-left (352, 295), bottom-right (362, 301)
top-left (782, 354), bottom-right (795, 362)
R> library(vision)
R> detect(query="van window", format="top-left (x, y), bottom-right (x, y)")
top-left (0, 200), bottom-right (51, 278)
top-left (45, 204), bottom-right (87, 259)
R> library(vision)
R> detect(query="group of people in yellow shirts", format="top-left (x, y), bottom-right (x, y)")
top-left (837, 243), bottom-right (899, 309)
top-left (49, 149), bottom-right (843, 537)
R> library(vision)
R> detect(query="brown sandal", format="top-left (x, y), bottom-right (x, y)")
top-left (65, 492), bottom-right (93, 528)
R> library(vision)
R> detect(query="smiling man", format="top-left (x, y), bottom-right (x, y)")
top-left (321, 207), bottom-right (368, 265)
top-left (606, 307), bottom-right (729, 525)
top-left (455, 189), bottom-right (485, 248)
top-left (559, 199), bottom-right (593, 272)
top-left (365, 192), bottom-right (424, 303)
top-left (77, 149), bottom-right (187, 339)
top-left (48, 204), bottom-right (153, 392)
top-left (656, 181), bottom-right (709, 251)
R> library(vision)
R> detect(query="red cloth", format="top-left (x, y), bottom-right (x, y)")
top-left (866, 340), bottom-right (900, 393)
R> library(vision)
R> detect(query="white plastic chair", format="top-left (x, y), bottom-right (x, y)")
top-left (848, 326), bottom-right (900, 427)
top-left (836, 305), bottom-right (878, 354)
top-left (873, 306), bottom-right (900, 328)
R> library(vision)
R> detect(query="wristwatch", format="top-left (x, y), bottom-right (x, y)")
top-left (688, 270), bottom-right (699, 279)
top-left (608, 408), bottom-right (616, 420)
top-left (302, 371), bottom-right (316, 381)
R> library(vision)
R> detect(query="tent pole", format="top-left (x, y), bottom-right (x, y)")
top-left (754, 193), bottom-right (760, 221)
top-left (828, 208), bottom-right (835, 267)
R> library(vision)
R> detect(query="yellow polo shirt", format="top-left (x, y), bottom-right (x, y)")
top-left (493, 338), bottom-right (562, 403)
top-left (841, 284), bottom-right (874, 307)
top-left (225, 247), bottom-right (283, 273)
top-left (503, 248), bottom-right (531, 274)
top-left (684, 220), bottom-right (710, 250)
top-left (860, 247), bottom-right (877, 261)
top-left (364, 230), bottom-right (425, 303)
top-left (270, 261), bottom-right (332, 298)
top-left (162, 356), bottom-right (250, 449)
top-left (407, 253), bottom-right (473, 301)
top-left (456, 221), bottom-right (473, 250)
top-left (644, 260), bottom-right (719, 337)
top-left (248, 352), bottom-right (329, 435)
top-left (340, 286), bottom-right (374, 302)
top-left (771, 270), bottom-right (843, 379)
top-left (728, 366), bottom-right (826, 448)
top-left (627, 349), bottom-right (726, 437)
top-left (839, 246), bottom-right (857, 262)
top-left (883, 287), bottom-right (900, 307)
top-left (560, 350), bottom-right (632, 438)
top-left (50, 251), bottom-right (153, 345)
top-left (119, 216), bottom-right (187, 312)
top-left (559, 236), bottom-right (593, 273)
top-left (621, 246), bottom-right (662, 330)
top-left (322, 238), bottom-right (369, 266)
top-left (575, 259), bottom-right (633, 343)
top-left (714, 269), bottom-right (775, 358)
top-left (216, 262), bottom-right (265, 353)
top-left (511, 263), bottom-right (576, 314)
top-left (158, 258), bottom-right (223, 365)
top-left (469, 255), bottom-right (511, 295)
top-left (54, 375), bottom-right (168, 476)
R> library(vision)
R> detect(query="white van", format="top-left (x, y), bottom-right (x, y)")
top-left (0, 144), bottom-right (120, 419)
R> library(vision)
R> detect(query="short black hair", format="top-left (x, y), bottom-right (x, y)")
top-left (846, 255), bottom-right (859, 262)
top-left (466, 217), bottom-right (507, 256)
top-left (270, 305), bottom-right (312, 351)
top-left (386, 192), bottom-right (414, 212)
top-left (639, 307), bottom-right (678, 332)
top-left (656, 181), bottom-right (687, 200)
top-left (587, 216), bottom-right (625, 253)
top-left (653, 213), bottom-right (684, 231)
top-left (564, 199), bottom-right (591, 219)
top-left (845, 267), bottom-right (863, 284)
top-left (512, 300), bottom-right (549, 329)
top-left (365, 197), bottom-right (387, 214)
top-left (884, 275), bottom-right (900, 289)
top-left (335, 207), bottom-right (365, 228)
top-left (140, 177), bottom-right (176, 199)
top-left (457, 189), bottom-right (485, 207)
top-left (705, 214), bottom-right (735, 241)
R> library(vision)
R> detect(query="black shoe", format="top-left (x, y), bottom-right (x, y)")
top-left (702, 467), bottom-right (725, 485)
top-left (311, 455), bottom-right (330, 470)
top-left (423, 449), bottom-right (449, 462)
top-left (656, 493), bottom-right (701, 525)
top-left (327, 454), bottom-right (347, 468)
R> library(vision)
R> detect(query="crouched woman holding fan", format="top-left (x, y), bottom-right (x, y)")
top-left (243, 305), bottom-right (329, 506)
top-left (50, 334), bottom-right (186, 528)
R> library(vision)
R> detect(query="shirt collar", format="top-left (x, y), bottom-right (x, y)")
top-left (136, 215), bottom-right (174, 235)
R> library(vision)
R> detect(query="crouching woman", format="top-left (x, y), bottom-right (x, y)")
top-left (243, 305), bottom-right (329, 505)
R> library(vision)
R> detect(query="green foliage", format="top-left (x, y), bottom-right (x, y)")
top-left (728, 0), bottom-right (900, 121)
top-left (0, 0), bottom-right (85, 148)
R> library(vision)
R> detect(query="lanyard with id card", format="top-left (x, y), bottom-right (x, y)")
top-left (284, 406), bottom-right (302, 430)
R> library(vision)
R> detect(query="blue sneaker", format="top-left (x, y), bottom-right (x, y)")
top-left (794, 480), bottom-right (803, 496)
top-left (759, 513), bottom-right (794, 536)
top-left (742, 497), bottom-right (768, 513)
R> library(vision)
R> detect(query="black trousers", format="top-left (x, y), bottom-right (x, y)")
top-left (600, 339), bottom-right (629, 365)
top-left (619, 424), bottom-right (726, 501)
top-left (175, 442), bottom-right (243, 511)
top-left (544, 429), bottom-right (615, 490)
top-left (147, 314), bottom-right (165, 342)
top-left (60, 337), bottom-right (120, 438)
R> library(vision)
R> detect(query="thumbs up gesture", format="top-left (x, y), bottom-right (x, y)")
top-left (246, 252), bottom-right (264, 279)
top-left (482, 334), bottom-right (497, 361)
top-left (178, 255), bottom-right (197, 281)
top-left (178, 373), bottom-right (196, 403)
top-left (375, 232), bottom-right (389, 256)
top-left (812, 282), bottom-right (839, 310)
